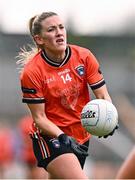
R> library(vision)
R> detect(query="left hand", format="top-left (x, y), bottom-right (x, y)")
top-left (58, 133), bottom-right (89, 157)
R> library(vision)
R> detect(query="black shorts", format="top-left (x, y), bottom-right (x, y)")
top-left (31, 133), bottom-right (89, 170)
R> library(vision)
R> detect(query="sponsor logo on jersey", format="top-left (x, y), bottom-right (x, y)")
top-left (75, 65), bottom-right (85, 76)
top-left (57, 68), bottom-right (70, 76)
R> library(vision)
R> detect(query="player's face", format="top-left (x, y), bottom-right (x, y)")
top-left (39, 15), bottom-right (67, 54)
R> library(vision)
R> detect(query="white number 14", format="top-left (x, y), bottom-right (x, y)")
top-left (60, 73), bottom-right (72, 84)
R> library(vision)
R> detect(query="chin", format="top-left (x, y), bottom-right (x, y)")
top-left (57, 45), bottom-right (67, 52)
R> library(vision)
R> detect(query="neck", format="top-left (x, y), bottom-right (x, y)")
top-left (44, 49), bottom-right (66, 63)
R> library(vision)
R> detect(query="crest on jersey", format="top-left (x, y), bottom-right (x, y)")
top-left (75, 65), bottom-right (85, 76)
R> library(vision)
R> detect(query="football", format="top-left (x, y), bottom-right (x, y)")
top-left (81, 99), bottom-right (118, 136)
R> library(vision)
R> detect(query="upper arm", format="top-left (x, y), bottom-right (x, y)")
top-left (86, 52), bottom-right (105, 90)
top-left (85, 51), bottom-right (111, 102)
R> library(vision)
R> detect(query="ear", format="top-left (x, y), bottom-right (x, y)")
top-left (34, 35), bottom-right (44, 45)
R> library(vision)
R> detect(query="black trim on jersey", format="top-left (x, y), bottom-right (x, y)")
top-left (41, 46), bottom-right (71, 67)
top-left (21, 87), bottom-right (37, 94)
top-left (22, 98), bottom-right (45, 104)
top-left (90, 80), bottom-right (106, 90)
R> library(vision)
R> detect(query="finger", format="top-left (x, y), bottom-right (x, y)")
top-left (116, 124), bottom-right (119, 129)
top-left (103, 135), bottom-right (109, 138)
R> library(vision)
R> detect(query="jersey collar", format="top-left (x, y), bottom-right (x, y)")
top-left (41, 46), bottom-right (71, 67)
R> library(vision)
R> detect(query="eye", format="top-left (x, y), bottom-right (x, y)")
top-left (47, 26), bottom-right (56, 32)
top-left (48, 28), bottom-right (54, 32)
top-left (59, 25), bottom-right (64, 29)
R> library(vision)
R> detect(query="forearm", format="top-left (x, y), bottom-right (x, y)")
top-left (93, 84), bottom-right (112, 103)
top-left (96, 93), bottom-right (112, 102)
top-left (33, 114), bottom-right (63, 137)
top-left (27, 103), bottom-right (63, 137)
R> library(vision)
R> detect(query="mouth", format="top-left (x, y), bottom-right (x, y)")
top-left (56, 38), bottom-right (65, 44)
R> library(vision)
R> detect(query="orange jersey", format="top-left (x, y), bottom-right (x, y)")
top-left (20, 44), bottom-right (105, 143)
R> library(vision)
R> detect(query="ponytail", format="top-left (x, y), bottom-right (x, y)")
top-left (16, 15), bottom-right (39, 72)
top-left (16, 12), bottom-right (58, 72)
top-left (16, 45), bottom-right (38, 73)
top-left (29, 15), bottom-right (37, 36)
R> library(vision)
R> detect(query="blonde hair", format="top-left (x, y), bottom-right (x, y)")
top-left (16, 45), bottom-right (38, 73)
top-left (17, 12), bottom-right (58, 71)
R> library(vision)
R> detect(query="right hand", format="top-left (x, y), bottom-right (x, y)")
top-left (58, 133), bottom-right (88, 157)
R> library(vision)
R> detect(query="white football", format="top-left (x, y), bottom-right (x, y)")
top-left (81, 99), bottom-right (118, 136)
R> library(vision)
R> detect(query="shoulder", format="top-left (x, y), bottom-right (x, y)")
top-left (69, 44), bottom-right (95, 59)
top-left (69, 44), bottom-right (90, 55)
top-left (69, 44), bottom-right (97, 63)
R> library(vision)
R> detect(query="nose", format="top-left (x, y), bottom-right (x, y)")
top-left (56, 27), bottom-right (63, 36)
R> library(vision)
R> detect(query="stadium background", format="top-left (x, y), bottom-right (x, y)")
top-left (0, 0), bottom-right (135, 178)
